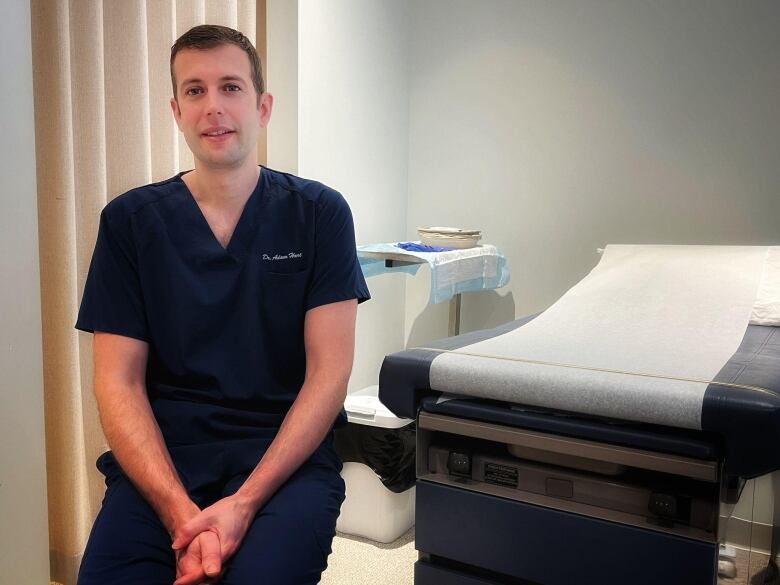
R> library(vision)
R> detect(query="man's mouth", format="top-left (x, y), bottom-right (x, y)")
top-left (203, 129), bottom-right (234, 137)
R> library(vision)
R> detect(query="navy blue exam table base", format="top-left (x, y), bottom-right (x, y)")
top-left (414, 480), bottom-right (717, 585)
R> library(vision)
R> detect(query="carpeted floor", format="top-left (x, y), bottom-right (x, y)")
top-left (320, 527), bottom-right (416, 585)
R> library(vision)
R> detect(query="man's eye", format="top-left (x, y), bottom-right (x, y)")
top-left (225, 84), bottom-right (241, 92)
top-left (185, 87), bottom-right (203, 96)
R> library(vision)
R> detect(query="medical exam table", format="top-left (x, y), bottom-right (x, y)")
top-left (378, 245), bottom-right (780, 585)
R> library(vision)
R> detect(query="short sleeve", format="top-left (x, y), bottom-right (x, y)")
top-left (305, 189), bottom-right (371, 311)
top-left (75, 207), bottom-right (149, 341)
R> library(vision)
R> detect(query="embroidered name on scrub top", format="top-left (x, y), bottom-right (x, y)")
top-left (262, 252), bottom-right (304, 262)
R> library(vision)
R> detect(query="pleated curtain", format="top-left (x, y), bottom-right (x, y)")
top-left (30, 2), bottom-right (265, 583)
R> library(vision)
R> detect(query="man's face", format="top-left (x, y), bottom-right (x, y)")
top-left (170, 44), bottom-right (272, 170)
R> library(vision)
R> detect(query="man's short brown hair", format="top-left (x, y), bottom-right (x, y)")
top-left (170, 24), bottom-right (265, 100)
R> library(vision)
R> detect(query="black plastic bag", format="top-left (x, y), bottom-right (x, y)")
top-left (334, 422), bottom-right (416, 493)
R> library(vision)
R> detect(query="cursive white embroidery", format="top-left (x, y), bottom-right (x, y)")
top-left (262, 252), bottom-right (303, 261)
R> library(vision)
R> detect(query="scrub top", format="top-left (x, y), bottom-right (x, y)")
top-left (76, 166), bottom-right (370, 494)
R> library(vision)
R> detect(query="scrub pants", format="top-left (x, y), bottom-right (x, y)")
top-left (77, 452), bottom-right (346, 585)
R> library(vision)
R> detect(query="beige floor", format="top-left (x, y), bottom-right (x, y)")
top-left (719, 548), bottom-right (778, 585)
top-left (320, 528), bottom-right (416, 585)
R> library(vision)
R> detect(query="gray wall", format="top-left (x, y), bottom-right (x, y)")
top-left (401, 0), bottom-right (780, 531)
top-left (405, 0), bottom-right (780, 341)
top-left (0, 1), bottom-right (50, 583)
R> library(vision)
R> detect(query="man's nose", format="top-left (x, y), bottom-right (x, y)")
top-left (205, 92), bottom-right (224, 116)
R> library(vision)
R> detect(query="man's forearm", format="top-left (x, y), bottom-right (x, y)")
top-left (95, 381), bottom-right (198, 535)
top-left (168, 301), bottom-right (357, 564)
top-left (233, 373), bottom-right (347, 514)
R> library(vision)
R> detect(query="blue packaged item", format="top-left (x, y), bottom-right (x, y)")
top-left (396, 241), bottom-right (455, 253)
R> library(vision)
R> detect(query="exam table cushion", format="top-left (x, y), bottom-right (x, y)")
top-left (379, 317), bottom-right (780, 478)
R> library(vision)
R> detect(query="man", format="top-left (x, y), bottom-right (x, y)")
top-left (75, 25), bottom-right (369, 585)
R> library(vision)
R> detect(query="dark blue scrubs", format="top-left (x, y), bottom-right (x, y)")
top-left (75, 166), bottom-right (370, 584)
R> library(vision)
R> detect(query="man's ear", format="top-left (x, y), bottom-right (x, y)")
top-left (170, 97), bottom-right (182, 128)
top-left (259, 92), bottom-right (273, 129)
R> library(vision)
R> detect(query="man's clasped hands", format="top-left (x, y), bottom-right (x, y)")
top-left (171, 493), bottom-right (256, 585)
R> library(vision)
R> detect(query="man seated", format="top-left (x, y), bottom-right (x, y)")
top-left (75, 24), bottom-right (369, 585)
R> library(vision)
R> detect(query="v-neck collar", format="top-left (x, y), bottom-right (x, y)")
top-left (177, 167), bottom-right (264, 261)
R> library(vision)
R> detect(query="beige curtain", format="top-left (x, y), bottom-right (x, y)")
top-left (30, 2), bottom-right (266, 583)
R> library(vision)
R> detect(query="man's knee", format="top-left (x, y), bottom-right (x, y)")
top-left (220, 464), bottom-right (344, 585)
top-left (221, 510), bottom-right (334, 585)
top-left (77, 475), bottom-right (175, 585)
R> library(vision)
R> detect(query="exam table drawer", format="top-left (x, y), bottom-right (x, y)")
top-left (415, 480), bottom-right (717, 585)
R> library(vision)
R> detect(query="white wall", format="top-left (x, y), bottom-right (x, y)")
top-left (266, 0), bottom-right (299, 173)
top-left (405, 0), bottom-right (780, 341)
top-left (296, 0), bottom-right (410, 392)
top-left (274, 0), bottom-right (780, 530)
top-left (0, 1), bottom-right (50, 583)
top-left (281, 0), bottom-right (780, 391)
